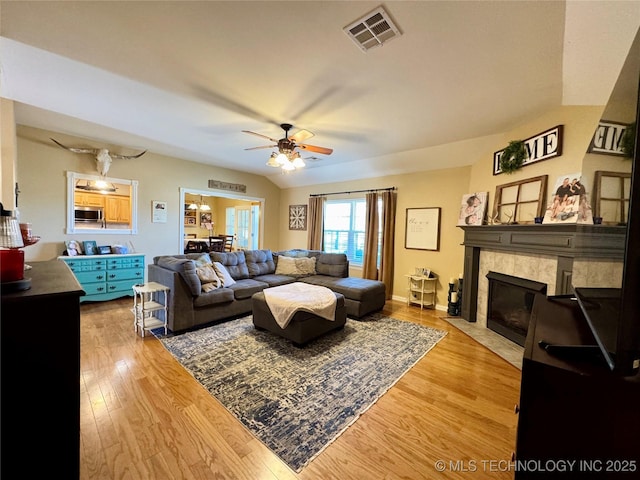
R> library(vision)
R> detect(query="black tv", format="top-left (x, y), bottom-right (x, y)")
top-left (574, 28), bottom-right (640, 377)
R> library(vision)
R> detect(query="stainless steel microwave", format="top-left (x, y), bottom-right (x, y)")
top-left (74, 206), bottom-right (104, 223)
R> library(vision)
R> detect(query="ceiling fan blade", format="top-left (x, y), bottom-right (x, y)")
top-left (297, 143), bottom-right (333, 155)
top-left (289, 129), bottom-right (315, 143)
top-left (244, 145), bottom-right (277, 151)
top-left (242, 130), bottom-right (280, 143)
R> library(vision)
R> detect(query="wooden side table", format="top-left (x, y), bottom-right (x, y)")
top-left (405, 274), bottom-right (437, 309)
top-left (132, 282), bottom-right (169, 337)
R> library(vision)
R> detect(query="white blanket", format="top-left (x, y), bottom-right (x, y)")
top-left (263, 282), bottom-right (337, 329)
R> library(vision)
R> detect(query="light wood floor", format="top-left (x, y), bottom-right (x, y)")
top-left (80, 298), bottom-right (522, 479)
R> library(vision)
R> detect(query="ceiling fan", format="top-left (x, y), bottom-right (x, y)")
top-left (242, 123), bottom-right (333, 171)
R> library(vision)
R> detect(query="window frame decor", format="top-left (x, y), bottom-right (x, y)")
top-left (405, 207), bottom-right (441, 251)
top-left (592, 170), bottom-right (632, 224)
top-left (492, 175), bottom-right (547, 224)
top-left (289, 204), bottom-right (307, 230)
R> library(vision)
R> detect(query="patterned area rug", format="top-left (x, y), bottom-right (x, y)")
top-left (156, 312), bottom-right (447, 472)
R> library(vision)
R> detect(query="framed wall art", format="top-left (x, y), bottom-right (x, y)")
top-left (152, 200), bottom-right (167, 223)
top-left (405, 207), bottom-right (441, 251)
top-left (289, 204), bottom-right (307, 230)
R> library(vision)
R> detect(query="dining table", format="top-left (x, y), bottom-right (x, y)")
top-left (183, 237), bottom-right (222, 251)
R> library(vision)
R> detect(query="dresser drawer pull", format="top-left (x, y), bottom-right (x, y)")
top-left (96, 275), bottom-right (104, 280)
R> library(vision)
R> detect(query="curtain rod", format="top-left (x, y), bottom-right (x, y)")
top-left (309, 187), bottom-right (396, 198)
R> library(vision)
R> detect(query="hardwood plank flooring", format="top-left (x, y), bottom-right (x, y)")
top-left (80, 298), bottom-right (521, 479)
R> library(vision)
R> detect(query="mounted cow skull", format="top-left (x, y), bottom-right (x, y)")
top-left (51, 138), bottom-right (146, 176)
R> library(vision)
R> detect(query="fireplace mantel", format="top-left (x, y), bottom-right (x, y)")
top-left (460, 224), bottom-right (626, 259)
top-left (459, 224), bottom-right (626, 323)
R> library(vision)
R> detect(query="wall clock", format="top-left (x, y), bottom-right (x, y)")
top-left (289, 204), bottom-right (307, 230)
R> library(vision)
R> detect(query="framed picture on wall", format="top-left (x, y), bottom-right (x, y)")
top-left (289, 204), bottom-right (307, 230)
top-left (405, 207), bottom-right (441, 251)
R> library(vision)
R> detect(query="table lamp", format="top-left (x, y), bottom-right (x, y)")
top-left (0, 203), bottom-right (30, 291)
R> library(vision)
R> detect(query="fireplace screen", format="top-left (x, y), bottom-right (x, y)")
top-left (486, 272), bottom-right (547, 346)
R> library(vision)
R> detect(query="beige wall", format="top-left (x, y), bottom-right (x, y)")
top-left (14, 124), bottom-right (281, 266)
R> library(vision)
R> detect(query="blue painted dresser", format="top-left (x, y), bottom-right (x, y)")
top-left (59, 253), bottom-right (145, 302)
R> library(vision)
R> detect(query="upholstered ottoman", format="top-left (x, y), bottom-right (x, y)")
top-left (252, 290), bottom-right (347, 346)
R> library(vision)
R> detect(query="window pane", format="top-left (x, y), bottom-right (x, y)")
top-left (325, 202), bottom-right (352, 230)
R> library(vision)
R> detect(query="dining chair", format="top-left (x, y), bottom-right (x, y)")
top-left (222, 235), bottom-right (234, 252)
top-left (208, 236), bottom-right (225, 252)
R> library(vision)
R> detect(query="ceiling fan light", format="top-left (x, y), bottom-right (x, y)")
top-left (292, 156), bottom-right (305, 168)
top-left (276, 152), bottom-right (288, 165)
top-left (282, 161), bottom-right (295, 171)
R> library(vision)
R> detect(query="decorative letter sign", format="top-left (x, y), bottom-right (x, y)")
top-left (588, 120), bottom-right (629, 156)
top-left (493, 125), bottom-right (564, 175)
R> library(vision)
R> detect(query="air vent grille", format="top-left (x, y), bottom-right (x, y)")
top-left (343, 6), bottom-right (401, 52)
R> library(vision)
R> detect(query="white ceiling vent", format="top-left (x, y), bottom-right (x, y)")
top-left (343, 6), bottom-right (402, 52)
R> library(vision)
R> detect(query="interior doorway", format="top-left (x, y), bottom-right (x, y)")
top-left (179, 187), bottom-right (264, 253)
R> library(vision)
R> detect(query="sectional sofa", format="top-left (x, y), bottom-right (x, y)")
top-left (148, 248), bottom-right (386, 333)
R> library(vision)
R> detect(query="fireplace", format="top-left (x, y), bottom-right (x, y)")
top-left (486, 272), bottom-right (547, 346)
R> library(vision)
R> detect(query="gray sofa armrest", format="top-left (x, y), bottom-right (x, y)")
top-left (148, 264), bottom-right (195, 332)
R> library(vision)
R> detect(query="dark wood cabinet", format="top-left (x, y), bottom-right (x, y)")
top-left (515, 295), bottom-right (640, 479)
top-left (1, 260), bottom-right (84, 478)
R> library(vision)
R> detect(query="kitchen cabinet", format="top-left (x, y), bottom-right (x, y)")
top-left (105, 195), bottom-right (131, 223)
top-left (75, 191), bottom-right (105, 207)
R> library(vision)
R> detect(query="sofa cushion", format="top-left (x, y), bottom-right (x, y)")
top-left (210, 251), bottom-right (250, 279)
top-left (193, 287), bottom-right (235, 307)
top-left (228, 278), bottom-right (269, 300)
top-left (275, 255), bottom-right (317, 277)
top-left (300, 275), bottom-right (385, 301)
top-left (253, 273), bottom-right (297, 287)
top-left (316, 253), bottom-right (348, 277)
top-left (245, 249), bottom-right (276, 277)
top-left (155, 256), bottom-right (201, 296)
top-left (277, 249), bottom-right (310, 258)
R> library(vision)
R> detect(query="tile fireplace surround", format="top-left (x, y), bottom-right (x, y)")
top-left (460, 224), bottom-right (626, 329)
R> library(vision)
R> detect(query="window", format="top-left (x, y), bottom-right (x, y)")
top-left (323, 198), bottom-right (381, 266)
top-left (66, 171), bottom-right (138, 234)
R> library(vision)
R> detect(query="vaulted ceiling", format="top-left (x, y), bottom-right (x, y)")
top-left (1, 1), bottom-right (639, 188)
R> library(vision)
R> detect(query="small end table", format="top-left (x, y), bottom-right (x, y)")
top-left (132, 282), bottom-right (169, 337)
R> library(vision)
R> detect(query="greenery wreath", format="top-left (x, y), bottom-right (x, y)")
top-left (500, 140), bottom-right (528, 174)
top-left (621, 122), bottom-right (636, 159)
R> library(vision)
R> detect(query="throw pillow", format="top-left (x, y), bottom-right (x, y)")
top-left (275, 255), bottom-right (317, 277)
top-left (194, 253), bottom-right (213, 267)
top-left (196, 264), bottom-right (221, 290)
top-left (213, 261), bottom-right (236, 287)
top-left (202, 282), bottom-right (218, 293)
